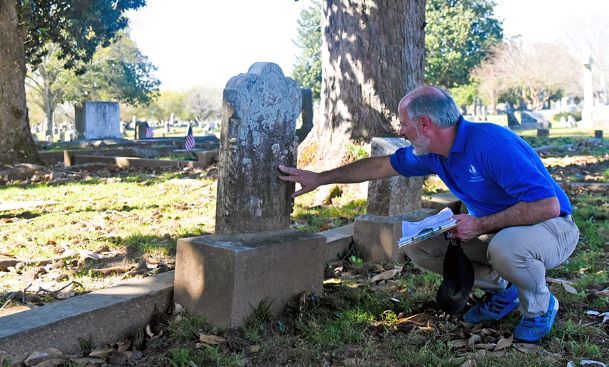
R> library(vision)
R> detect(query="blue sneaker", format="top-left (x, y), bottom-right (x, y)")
top-left (463, 285), bottom-right (519, 324)
top-left (514, 293), bottom-right (559, 342)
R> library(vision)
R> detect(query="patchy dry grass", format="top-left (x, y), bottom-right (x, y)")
top-left (1, 133), bottom-right (609, 366)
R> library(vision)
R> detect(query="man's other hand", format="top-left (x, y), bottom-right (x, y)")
top-left (278, 164), bottom-right (322, 198)
top-left (450, 214), bottom-right (482, 241)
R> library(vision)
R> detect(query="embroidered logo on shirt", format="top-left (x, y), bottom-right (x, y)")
top-left (468, 164), bottom-right (485, 183)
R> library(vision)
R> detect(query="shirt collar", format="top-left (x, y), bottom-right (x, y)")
top-left (450, 116), bottom-right (468, 154)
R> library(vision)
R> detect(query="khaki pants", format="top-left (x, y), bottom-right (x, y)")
top-left (404, 216), bottom-right (579, 317)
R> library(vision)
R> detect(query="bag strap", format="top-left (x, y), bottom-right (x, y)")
top-left (443, 232), bottom-right (461, 247)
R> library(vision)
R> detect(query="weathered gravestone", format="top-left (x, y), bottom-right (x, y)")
top-left (353, 137), bottom-right (428, 262)
top-left (366, 138), bottom-right (423, 216)
top-left (537, 128), bottom-right (550, 138)
top-left (134, 121), bottom-right (148, 140)
top-left (75, 102), bottom-right (121, 140)
top-left (174, 63), bottom-right (325, 328)
top-left (507, 112), bottom-right (520, 128)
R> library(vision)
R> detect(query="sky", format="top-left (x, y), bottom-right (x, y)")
top-left (126, 0), bottom-right (609, 91)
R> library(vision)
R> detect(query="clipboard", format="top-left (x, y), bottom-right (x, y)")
top-left (397, 219), bottom-right (457, 247)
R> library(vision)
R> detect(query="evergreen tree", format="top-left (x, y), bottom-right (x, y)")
top-left (425, 0), bottom-right (503, 88)
top-left (292, 0), bottom-right (322, 100)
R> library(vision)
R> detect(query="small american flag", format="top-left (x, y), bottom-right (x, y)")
top-left (184, 125), bottom-right (196, 150)
top-left (145, 126), bottom-right (154, 138)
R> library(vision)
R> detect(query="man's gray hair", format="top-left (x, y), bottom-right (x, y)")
top-left (405, 88), bottom-right (461, 128)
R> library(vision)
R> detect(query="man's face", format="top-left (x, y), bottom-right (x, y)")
top-left (398, 107), bottom-right (430, 156)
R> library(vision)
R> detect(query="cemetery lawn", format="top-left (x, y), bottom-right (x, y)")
top-left (0, 131), bottom-right (607, 366)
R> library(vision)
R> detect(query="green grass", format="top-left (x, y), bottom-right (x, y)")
top-left (292, 197), bottom-right (367, 232)
top-left (2, 132), bottom-right (609, 366)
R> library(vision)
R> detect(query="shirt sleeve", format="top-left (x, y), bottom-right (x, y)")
top-left (483, 140), bottom-right (556, 203)
top-left (389, 146), bottom-right (436, 177)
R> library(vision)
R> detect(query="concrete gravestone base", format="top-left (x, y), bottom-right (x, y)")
top-left (174, 229), bottom-right (325, 328)
top-left (353, 209), bottom-right (443, 262)
top-left (174, 62), bottom-right (324, 328)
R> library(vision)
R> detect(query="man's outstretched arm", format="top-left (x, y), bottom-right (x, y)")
top-left (278, 155), bottom-right (398, 197)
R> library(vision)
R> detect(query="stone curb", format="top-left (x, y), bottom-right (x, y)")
top-left (319, 223), bottom-right (353, 261)
top-left (0, 224), bottom-right (354, 359)
top-left (0, 271), bottom-right (174, 359)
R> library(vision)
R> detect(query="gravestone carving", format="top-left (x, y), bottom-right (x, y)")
top-left (216, 63), bottom-right (302, 234)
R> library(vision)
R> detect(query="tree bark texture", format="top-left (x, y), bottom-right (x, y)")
top-left (299, 0), bottom-right (426, 172)
top-left (0, 0), bottom-right (41, 165)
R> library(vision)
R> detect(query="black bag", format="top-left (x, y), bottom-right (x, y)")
top-left (436, 237), bottom-right (474, 314)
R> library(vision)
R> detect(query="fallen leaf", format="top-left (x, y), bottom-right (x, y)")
top-left (479, 328), bottom-right (497, 337)
top-left (562, 282), bottom-right (578, 294)
top-left (79, 250), bottom-right (101, 260)
top-left (89, 347), bottom-right (114, 359)
top-left (248, 345), bottom-right (261, 353)
top-left (513, 343), bottom-right (543, 354)
top-left (397, 313), bottom-right (430, 326)
top-left (580, 360), bottom-right (608, 367)
top-left (468, 334), bottom-right (482, 347)
top-left (494, 335), bottom-right (513, 351)
top-left (595, 288), bottom-right (609, 297)
top-left (29, 357), bottom-right (66, 367)
top-left (198, 333), bottom-right (227, 345)
top-left (323, 278), bottom-right (342, 285)
top-left (546, 277), bottom-right (575, 286)
top-left (91, 265), bottom-right (131, 275)
top-left (474, 343), bottom-right (496, 350)
top-left (460, 360), bottom-right (477, 367)
top-left (24, 348), bottom-right (64, 366)
top-left (448, 339), bottom-right (468, 348)
top-left (370, 269), bottom-right (400, 283)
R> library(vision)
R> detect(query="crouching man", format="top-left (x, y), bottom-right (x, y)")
top-left (279, 86), bottom-right (579, 342)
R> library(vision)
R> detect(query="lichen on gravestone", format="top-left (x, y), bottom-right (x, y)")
top-left (216, 63), bottom-right (302, 234)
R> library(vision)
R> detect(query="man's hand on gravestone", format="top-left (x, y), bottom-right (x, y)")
top-left (278, 164), bottom-right (322, 198)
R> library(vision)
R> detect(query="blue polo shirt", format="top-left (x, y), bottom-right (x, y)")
top-left (389, 117), bottom-right (572, 218)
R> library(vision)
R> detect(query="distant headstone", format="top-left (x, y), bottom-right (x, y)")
top-left (216, 62), bottom-right (302, 234)
top-left (366, 137), bottom-right (424, 215)
top-left (134, 121), bottom-right (148, 140)
top-left (537, 128), bottom-right (550, 138)
top-left (296, 87), bottom-right (313, 142)
top-left (74, 102), bottom-right (121, 140)
top-left (507, 112), bottom-right (520, 127)
top-left (595, 130), bottom-right (603, 139)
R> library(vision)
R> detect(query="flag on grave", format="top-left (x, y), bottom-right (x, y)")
top-left (145, 125), bottom-right (154, 138)
top-left (184, 125), bottom-right (196, 150)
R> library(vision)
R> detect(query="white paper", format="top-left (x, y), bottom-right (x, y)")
top-left (397, 207), bottom-right (457, 247)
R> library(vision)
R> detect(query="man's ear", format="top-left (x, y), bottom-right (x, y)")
top-left (418, 115), bottom-right (431, 130)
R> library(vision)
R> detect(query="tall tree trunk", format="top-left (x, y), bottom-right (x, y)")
top-left (0, 0), bottom-right (41, 165)
top-left (299, 0), bottom-right (426, 172)
top-left (41, 61), bottom-right (55, 142)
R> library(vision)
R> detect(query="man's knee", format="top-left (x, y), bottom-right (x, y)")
top-left (488, 229), bottom-right (518, 267)
top-left (403, 244), bottom-right (427, 266)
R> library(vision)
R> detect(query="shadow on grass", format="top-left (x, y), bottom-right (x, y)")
top-left (0, 210), bottom-right (40, 220)
top-left (0, 168), bottom-right (207, 191)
